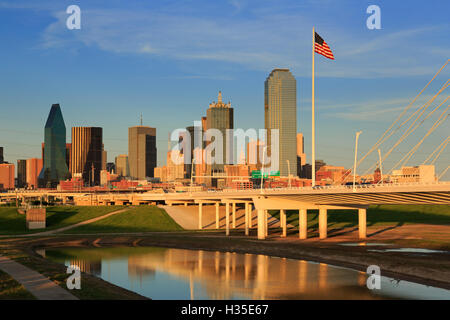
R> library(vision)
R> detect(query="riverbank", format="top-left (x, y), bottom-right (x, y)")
top-left (2, 230), bottom-right (449, 292)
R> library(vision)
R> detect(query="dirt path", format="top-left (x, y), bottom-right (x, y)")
top-left (22, 208), bottom-right (130, 237)
top-left (0, 255), bottom-right (78, 300)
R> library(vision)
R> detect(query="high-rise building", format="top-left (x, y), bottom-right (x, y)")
top-left (297, 133), bottom-right (306, 177)
top-left (246, 139), bottom-right (264, 172)
top-left (106, 162), bottom-right (116, 173)
top-left (26, 158), bottom-right (43, 189)
top-left (206, 91), bottom-right (234, 173)
top-left (17, 160), bottom-right (27, 188)
top-left (38, 104), bottom-right (70, 188)
top-left (115, 154), bottom-right (129, 177)
top-left (0, 147), bottom-right (3, 164)
top-left (70, 127), bottom-right (103, 186)
top-left (128, 126), bottom-right (157, 179)
top-left (0, 163), bottom-right (15, 190)
top-left (265, 69), bottom-right (297, 177)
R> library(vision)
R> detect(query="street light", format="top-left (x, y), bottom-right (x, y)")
top-left (286, 159), bottom-right (291, 188)
top-left (353, 131), bottom-right (362, 192)
top-left (260, 146), bottom-right (267, 194)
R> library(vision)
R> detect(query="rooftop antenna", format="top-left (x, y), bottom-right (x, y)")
top-left (140, 113), bottom-right (143, 126)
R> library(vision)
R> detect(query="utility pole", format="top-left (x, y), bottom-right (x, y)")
top-left (353, 131), bottom-right (362, 192)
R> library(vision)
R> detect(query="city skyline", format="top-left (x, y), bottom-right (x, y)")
top-left (0, 0), bottom-right (448, 177)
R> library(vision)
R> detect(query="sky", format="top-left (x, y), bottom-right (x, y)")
top-left (0, 0), bottom-right (449, 178)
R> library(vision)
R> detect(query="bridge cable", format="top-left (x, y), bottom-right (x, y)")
top-left (389, 106), bottom-right (449, 172)
top-left (354, 60), bottom-right (449, 170)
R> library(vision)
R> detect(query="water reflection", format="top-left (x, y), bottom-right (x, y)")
top-left (42, 246), bottom-right (450, 300)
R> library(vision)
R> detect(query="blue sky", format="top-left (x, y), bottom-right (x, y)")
top-left (0, 0), bottom-right (449, 177)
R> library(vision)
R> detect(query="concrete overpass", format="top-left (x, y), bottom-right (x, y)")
top-left (1, 182), bottom-right (449, 240)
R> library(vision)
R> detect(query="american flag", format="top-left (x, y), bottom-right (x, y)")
top-left (314, 32), bottom-right (334, 60)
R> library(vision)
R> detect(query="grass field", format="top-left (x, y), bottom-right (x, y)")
top-left (64, 206), bottom-right (183, 234)
top-left (0, 206), bottom-right (124, 235)
top-left (0, 269), bottom-right (35, 300)
top-left (271, 205), bottom-right (450, 229)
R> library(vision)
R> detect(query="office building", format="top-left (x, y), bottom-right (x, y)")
top-left (26, 158), bottom-right (43, 189)
top-left (297, 133), bottom-right (306, 177)
top-left (38, 104), bottom-right (70, 188)
top-left (128, 126), bottom-right (157, 179)
top-left (70, 127), bottom-right (103, 186)
top-left (17, 160), bottom-right (27, 188)
top-left (0, 163), bottom-right (15, 190)
top-left (206, 91), bottom-right (234, 173)
top-left (265, 69), bottom-right (297, 177)
top-left (115, 155), bottom-right (129, 177)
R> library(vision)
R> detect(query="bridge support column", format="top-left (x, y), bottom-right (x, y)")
top-left (245, 202), bottom-right (249, 236)
top-left (215, 203), bottom-right (220, 229)
top-left (232, 203), bottom-right (236, 228)
top-left (319, 208), bottom-right (327, 239)
top-left (225, 202), bottom-right (230, 236)
top-left (198, 203), bottom-right (203, 230)
top-left (280, 209), bottom-right (287, 238)
top-left (265, 210), bottom-right (269, 237)
top-left (257, 209), bottom-right (266, 240)
top-left (299, 209), bottom-right (307, 239)
top-left (358, 208), bottom-right (367, 239)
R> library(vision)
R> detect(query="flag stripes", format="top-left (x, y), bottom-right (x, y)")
top-left (314, 32), bottom-right (334, 60)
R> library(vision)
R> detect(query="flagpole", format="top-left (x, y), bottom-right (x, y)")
top-left (311, 26), bottom-right (316, 187)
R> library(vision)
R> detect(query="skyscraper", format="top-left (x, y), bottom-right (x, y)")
top-left (26, 158), bottom-right (43, 189)
top-left (0, 163), bottom-right (14, 190)
top-left (297, 133), bottom-right (306, 177)
top-left (70, 127), bottom-right (103, 186)
top-left (265, 69), bottom-right (297, 177)
top-left (206, 91), bottom-right (234, 173)
top-left (38, 104), bottom-right (70, 188)
top-left (115, 154), bottom-right (129, 177)
top-left (128, 126), bottom-right (157, 180)
top-left (17, 160), bottom-right (27, 188)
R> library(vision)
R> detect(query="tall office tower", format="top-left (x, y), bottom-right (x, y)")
top-left (70, 127), bottom-right (103, 186)
top-left (102, 146), bottom-right (107, 171)
top-left (246, 139), bottom-right (264, 172)
top-left (296, 133), bottom-right (306, 177)
top-left (0, 147), bottom-right (3, 164)
top-left (17, 160), bottom-right (27, 188)
top-left (26, 158), bottom-right (43, 189)
top-left (206, 91), bottom-right (234, 173)
top-left (184, 124), bottom-right (204, 178)
top-left (65, 143), bottom-right (71, 170)
top-left (38, 104), bottom-right (70, 188)
top-left (115, 154), bottom-right (129, 177)
top-left (264, 69), bottom-right (297, 177)
top-left (128, 126), bottom-right (157, 179)
top-left (0, 163), bottom-right (15, 190)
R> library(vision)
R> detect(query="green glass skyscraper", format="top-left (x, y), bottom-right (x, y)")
top-left (38, 104), bottom-right (70, 188)
top-left (265, 69), bottom-right (297, 177)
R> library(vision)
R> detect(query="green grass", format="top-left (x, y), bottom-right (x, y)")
top-left (270, 204), bottom-right (450, 230)
top-left (0, 269), bottom-right (35, 300)
top-left (64, 206), bottom-right (183, 234)
top-left (0, 206), bottom-right (124, 235)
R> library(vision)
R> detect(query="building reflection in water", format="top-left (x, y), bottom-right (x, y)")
top-left (125, 248), bottom-right (378, 300)
top-left (69, 259), bottom-right (102, 277)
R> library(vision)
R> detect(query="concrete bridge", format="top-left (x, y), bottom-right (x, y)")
top-left (1, 182), bottom-right (449, 240)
